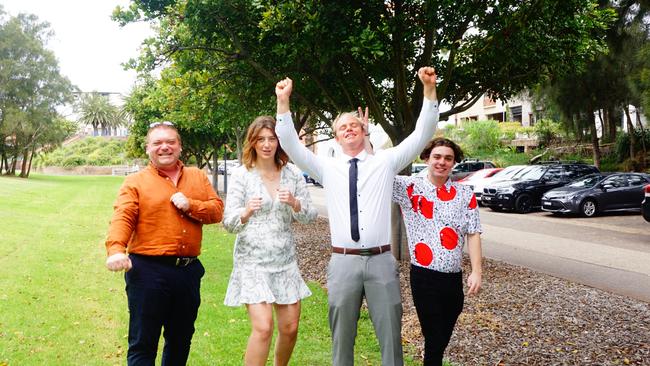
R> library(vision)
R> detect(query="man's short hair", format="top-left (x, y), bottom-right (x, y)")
top-left (332, 111), bottom-right (363, 132)
top-left (146, 121), bottom-right (181, 144)
top-left (419, 137), bottom-right (464, 163)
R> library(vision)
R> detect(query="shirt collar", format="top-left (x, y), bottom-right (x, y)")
top-left (340, 149), bottom-right (369, 163)
top-left (148, 160), bottom-right (184, 177)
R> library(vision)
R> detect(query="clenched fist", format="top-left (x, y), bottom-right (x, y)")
top-left (106, 253), bottom-right (132, 272)
top-left (170, 192), bottom-right (190, 212)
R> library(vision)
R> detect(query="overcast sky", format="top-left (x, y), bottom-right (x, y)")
top-left (1, 0), bottom-right (154, 96)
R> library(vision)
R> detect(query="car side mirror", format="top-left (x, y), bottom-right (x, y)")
top-left (601, 183), bottom-right (613, 190)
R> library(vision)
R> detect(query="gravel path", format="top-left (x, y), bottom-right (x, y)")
top-left (292, 218), bottom-right (650, 365)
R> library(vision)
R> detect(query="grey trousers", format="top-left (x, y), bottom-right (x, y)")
top-left (327, 252), bottom-right (404, 366)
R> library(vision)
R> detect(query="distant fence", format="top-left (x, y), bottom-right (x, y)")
top-left (35, 165), bottom-right (140, 176)
top-left (111, 165), bottom-right (141, 176)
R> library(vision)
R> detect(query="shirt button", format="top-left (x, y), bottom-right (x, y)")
top-left (183, 230), bottom-right (187, 233)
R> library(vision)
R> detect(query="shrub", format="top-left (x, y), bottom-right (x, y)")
top-left (534, 119), bottom-right (563, 147)
top-left (36, 137), bottom-right (131, 167)
top-left (463, 120), bottom-right (502, 154)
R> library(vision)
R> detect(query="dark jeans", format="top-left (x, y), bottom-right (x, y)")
top-left (125, 254), bottom-right (205, 366)
top-left (410, 265), bottom-right (464, 366)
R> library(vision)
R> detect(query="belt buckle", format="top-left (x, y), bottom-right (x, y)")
top-left (175, 257), bottom-right (192, 267)
top-left (358, 248), bottom-right (373, 256)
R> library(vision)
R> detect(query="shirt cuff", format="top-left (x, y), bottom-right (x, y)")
top-left (422, 98), bottom-right (439, 110)
top-left (276, 112), bottom-right (292, 125)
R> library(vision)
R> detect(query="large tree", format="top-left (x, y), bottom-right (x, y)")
top-left (114, 0), bottom-right (614, 148)
top-left (0, 11), bottom-right (75, 177)
top-left (539, 0), bottom-right (649, 169)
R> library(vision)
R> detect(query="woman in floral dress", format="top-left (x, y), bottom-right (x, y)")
top-left (393, 137), bottom-right (483, 366)
top-left (222, 115), bottom-right (317, 366)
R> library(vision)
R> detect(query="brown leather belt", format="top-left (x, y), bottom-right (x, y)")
top-left (332, 244), bottom-right (391, 256)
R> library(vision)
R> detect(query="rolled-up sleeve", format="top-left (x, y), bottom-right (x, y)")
top-left (187, 172), bottom-right (224, 224)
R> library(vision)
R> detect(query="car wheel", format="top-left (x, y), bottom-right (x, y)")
top-left (580, 199), bottom-right (598, 217)
top-left (515, 194), bottom-right (533, 214)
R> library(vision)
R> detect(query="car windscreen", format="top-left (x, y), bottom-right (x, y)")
top-left (566, 174), bottom-right (603, 188)
top-left (513, 166), bottom-right (546, 180)
top-left (492, 165), bottom-right (525, 179)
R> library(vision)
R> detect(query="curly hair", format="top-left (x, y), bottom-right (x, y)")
top-left (241, 116), bottom-right (289, 170)
top-left (419, 137), bottom-right (464, 163)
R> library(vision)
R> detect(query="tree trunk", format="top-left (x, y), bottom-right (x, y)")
top-left (19, 147), bottom-right (29, 178)
top-left (212, 145), bottom-right (219, 193)
top-left (26, 146), bottom-right (35, 178)
top-left (635, 106), bottom-right (647, 168)
top-left (573, 114), bottom-right (584, 142)
top-left (607, 106), bottom-right (617, 142)
top-left (624, 106), bottom-right (636, 164)
top-left (587, 107), bottom-right (601, 169)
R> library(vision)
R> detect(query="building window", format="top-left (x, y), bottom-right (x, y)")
top-left (510, 106), bottom-right (522, 123)
top-left (487, 112), bottom-right (504, 122)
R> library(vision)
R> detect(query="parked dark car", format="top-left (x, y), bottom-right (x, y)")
top-left (481, 162), bottom-right (600, 214)
top-left (451, 159), bottom-right (496, 181)
top-left (541, 173), bottom-right (650, 217)
top-left (642, 184), bottom-right (650, 222)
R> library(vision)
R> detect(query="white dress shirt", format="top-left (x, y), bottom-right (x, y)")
top-left (276, 99), bottom-right (439, 249)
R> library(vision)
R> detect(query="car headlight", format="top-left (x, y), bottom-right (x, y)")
top-left (496, 187), bottom-right (515, 194)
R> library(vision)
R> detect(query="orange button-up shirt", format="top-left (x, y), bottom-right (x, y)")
top-left (105, 162), bottom-right (224, 257)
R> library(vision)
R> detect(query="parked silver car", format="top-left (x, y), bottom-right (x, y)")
top-left (541, 173), bottom-right (650, 217)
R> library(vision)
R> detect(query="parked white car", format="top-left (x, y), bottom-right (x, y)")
top-left (461, 165), bottom-right (527, 204)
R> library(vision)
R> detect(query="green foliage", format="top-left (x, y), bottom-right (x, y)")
top-left (533, 119), bottom-right (563, 147)
top-left (0, 11), bottom-right (75, 176)
top-left (75, 92), bottom-right (126, 136)
top-left (35, 137), bottom-right (131, 167)
top-left (463, 120), bottom-right (502, 154)
top-left (614, 129), bottom-right (650, 162)
top-left (116, 0), bottom-right (614, 149)
top-left (443, 120), bottom-right (541, 157)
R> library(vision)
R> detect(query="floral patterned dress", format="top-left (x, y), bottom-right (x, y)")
top-left (223, 163), bottom-right (317, 306)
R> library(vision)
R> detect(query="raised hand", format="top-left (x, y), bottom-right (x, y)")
top-left (418, 67), bottom-right (437, 101)
top-left (418, 66), bottom-right (437, 86)
top-left (276, 78), bottom-right (293, 114)
top-left (275, 78), bottom-right (293, 101)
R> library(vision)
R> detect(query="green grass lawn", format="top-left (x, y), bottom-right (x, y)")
top-left (0, 174), bottom-right (420, 365)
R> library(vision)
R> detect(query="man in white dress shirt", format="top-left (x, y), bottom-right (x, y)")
top-left (275, 68), bottom-right (438, 366)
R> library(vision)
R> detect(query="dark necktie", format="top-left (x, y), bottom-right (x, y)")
top-left (349, 158), bottom-right (360, 241)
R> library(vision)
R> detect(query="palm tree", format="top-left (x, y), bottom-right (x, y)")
top-left (75, 92), bottom-right (119, 136)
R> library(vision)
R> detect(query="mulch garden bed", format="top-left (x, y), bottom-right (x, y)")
top-left (292, 218), bottom-right (650, 365)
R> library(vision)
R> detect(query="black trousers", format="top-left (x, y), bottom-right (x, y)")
top-left (125, 254), bottom-right (205, 366)
top-left (410, 265), bottom-right (464, 366)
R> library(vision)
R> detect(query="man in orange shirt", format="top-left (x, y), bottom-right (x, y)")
top-left (105, 121), bottom-right (223, 366)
